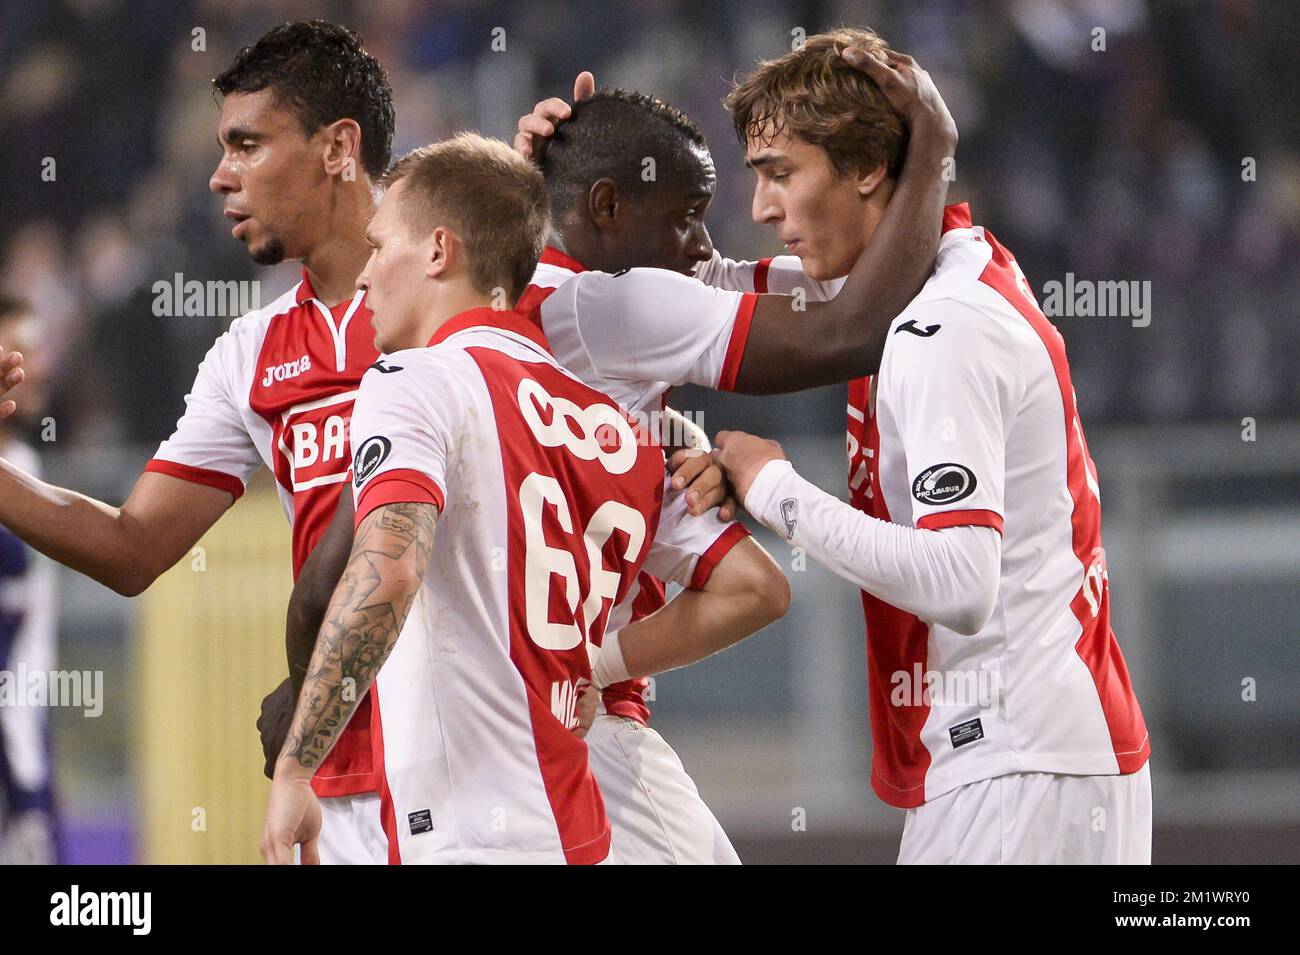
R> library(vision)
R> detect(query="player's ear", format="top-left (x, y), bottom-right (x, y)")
top-left (587, 178), bottom-right (620, 232)
top-left (321, 118), bottom-right (364, 180)
top-left (853, 160), bottom-right (889, 198)
top-left (427, 227), bottom-right (452, 279)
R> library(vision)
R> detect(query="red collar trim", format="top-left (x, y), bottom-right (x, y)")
top-left (294, 268), bottom-right (317, 305)
top-left (539, 246), bottom-right (587, 273)
top-left (941, 202), bottom-right (972, 235)
top-left (428, 306), bottom-right (553, 354)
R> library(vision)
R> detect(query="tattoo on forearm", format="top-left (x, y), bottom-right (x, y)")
top-left (283, 502), bottom-right (438, 770)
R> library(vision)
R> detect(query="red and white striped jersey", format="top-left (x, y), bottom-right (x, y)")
top-left (145, 270), bottom-right (380, 798)
top-left (350, 307), bottom-right (714, 864)
top-left (849, 205), bottom-right (1149, 806)
top-left (700, 205), bottom-right (1149, 808)
top-left (517, 248), bottom-right (753, 725)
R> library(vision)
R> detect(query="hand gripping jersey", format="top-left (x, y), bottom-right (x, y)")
top-left (146, 271), bottom-right (381, 798)
top-left (517, 248), bottom-right (753, 724)
top-left (350, 307), bottom-right (718, 864)
top-left (697, 205), bottom-right (1149, 808)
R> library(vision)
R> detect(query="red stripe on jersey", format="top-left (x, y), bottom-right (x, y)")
top-left (688, 522), bottom-right (751, 590)
top-left (942, 202), bottom-right (972, 233)
top-left (976, 230), bottom-right (1150, 774)
top-left (144, 458), bottom-right (244, 500)
top-left (429, 306), bottom-right (553, 355)
top-left (916, 509), bottom-right (1004, 534)
top-left (717, 293), bottom-right (759, 392)
top-left (846, 386), bottom-right (933, 808)
top-left (514, 283), bottom-right (558, 319)
top-left (370, 684), bottom-right (402, 864)
top-left (753, 257), bottom-right (772, 294)
top-left (469, 346), bottom-right (668, 864)
top-left (539, 246), bottom-right (588, 273)
top-left (354, 469), bottom-right (445, 527)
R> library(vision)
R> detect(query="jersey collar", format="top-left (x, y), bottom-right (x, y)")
top-left (294, 267), bottom-right (318, 305)
top-left (427, 306), bottom-right (554, 355)
top-left (941, 202), bottom-right (972, 235)
top-left (539, 245), bottom-right (587, 273)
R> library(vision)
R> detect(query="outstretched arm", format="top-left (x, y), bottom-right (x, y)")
top-left (714, 432), bottom-right (1000, 636)
top-left (0, 465), bottom-right (232, 596)
top-left (261, 501), bottom-right (438, 864)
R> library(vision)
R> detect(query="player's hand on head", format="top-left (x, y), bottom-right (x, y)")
top-left (841, 46), bottom-right (956, 145)
top-left (513, 72), bottom-right (597, 160)
top-left (256, 678), bottom-right (296, 781)
top-left (261, 773), bottom-right (322, 865)
top-left (669, 448), bottom-right (738, 518)
top-left (0, 346), bottom-right (25, 420)
top-left (711, 431), bottom-right (787, 507)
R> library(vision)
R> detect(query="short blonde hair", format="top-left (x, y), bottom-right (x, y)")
top-left (383, 132), bottom-right (550, 304)
top-left (725, 27), bottom-right (906, 179)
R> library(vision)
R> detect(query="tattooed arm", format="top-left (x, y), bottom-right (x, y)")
top-left (260, 501), bottom-right (438, 864)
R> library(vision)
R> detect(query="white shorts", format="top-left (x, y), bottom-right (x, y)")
top-left (898, 762), bottom-right (1152, 864)
top-left (316, 793), bottom-right (388, 865)
top-left (585, 715), bottom-right (740, 865)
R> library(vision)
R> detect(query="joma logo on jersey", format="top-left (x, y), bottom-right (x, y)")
top-left (261, 354), bottom-right (312, 387)
top-left (278, 391), bottom-right (357, 492)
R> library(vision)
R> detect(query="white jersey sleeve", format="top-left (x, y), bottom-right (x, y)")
top-left (546, 267), bottom-right (759, 392)
top-left (693, 250), bottom-right (841, 300)
top-left (745, 459), bottom-right (1001, 635)
top-left (640, 475), bottom-right (751, 590)
top-left (148, 332), bottom-right (261, 498)
top-left (879, 300), bottom-right (1025, 532)
top-left (348, 355), bottom-right (459, 525)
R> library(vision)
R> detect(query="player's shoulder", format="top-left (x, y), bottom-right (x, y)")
top-left (891, 236), bottom-right (1038, 358)
top-left (883, 293), bottom-right (1028, 389)
top-left (359, 345), bottom-right (472, 392)
top-left (223, 282), bottom-right (300, 340)
top-left (570, 264), bottom-right (713, 305)
top-left (202, 282), bottom-right (301, 368)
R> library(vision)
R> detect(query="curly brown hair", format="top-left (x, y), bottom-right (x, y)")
top-left (725, 27), bottom-right (906, 179)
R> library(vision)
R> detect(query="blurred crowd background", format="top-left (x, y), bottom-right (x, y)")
top-left (0, 0), bottom-right (1296, 864)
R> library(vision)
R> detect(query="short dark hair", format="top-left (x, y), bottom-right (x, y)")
top-left (539, 88), bottom-right (707, 212)
top-left (384, 134), bottom-right (550, 305)
top-left (213, 20), bottom-right (395, 179)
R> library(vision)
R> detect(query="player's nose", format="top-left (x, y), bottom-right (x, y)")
top-left (687, 224), bottom-right (715, 264)
top-left (209, 158), bottom-right (239, 194)
top-left (752, 186), bottom-right (781, 225)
